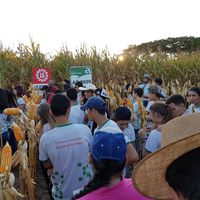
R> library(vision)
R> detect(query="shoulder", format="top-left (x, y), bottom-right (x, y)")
top-left (40, 127), bottom-right (56, 142)
top-left (72, 123), bottom-right (90, 130)
top-left (150, 129), bottom-right (161, 136)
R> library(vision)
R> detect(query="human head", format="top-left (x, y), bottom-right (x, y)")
top-left (50, 94), bottom-right (71, 117)
top-left (143, 73), bottom-right (150, 84)
top-left (166, 94), bottom-right (186, 118)
top-left (148, 86), bottom-right (163, 101)
top-left (80, 96), bottom-right (106, 121)
top-left (154, 78), bottom-right (163, 86)
top-left (74, 81), bottom-right (83, 92)
top-left (5, 90), bottom-right (18, 108)
top-left (37, 103), bottom-right (55, 126)
top-left (14, 85), bottom-right (25, 97)
top-left (40, 85), bottom-right (49, 96)
top-left (73, 132), bottom-right (126, 199)
top-left (62, 79), bottom-right (71, 91)
top-left (67, 88), bottom-right (77, 102)
top-left (95, 88), bottom-right (109, 101)
top-left (114, 106), bottom-right (131, 131)
top-left (165, 147), bottom-right (200, 200)
top-left (91, 132), bottom-right (126, 164)
top-left (187, 87), bottom-right (200, 106)
top-left (150, 102), bottom-right (173, 124)
top-left (133, 87), bottom-right (143, 99)
top-left (79, 84), bottom-right (96, 100)
top-left (48, 80), bottom-right (56, 87)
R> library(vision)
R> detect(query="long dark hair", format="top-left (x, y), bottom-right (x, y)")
top-left (37, 103), bottom-right (55, 127)
top-left (188, 87), bottom-right (200, 96)
top-left (165, 147), bottom-right (200, 200)
top-left (5, 90), bottom-right (18, 108)
top-left (72, 157), bottom-right (126, 199)
top-left (150, 102), bottom-right (173, 124)
top-left (0, 89), bottom-right (9, 113)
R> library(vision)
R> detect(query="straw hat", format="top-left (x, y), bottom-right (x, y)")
top-left (132, 113), bottom-right (200, 200)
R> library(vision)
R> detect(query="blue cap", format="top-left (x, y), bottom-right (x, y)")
top-left (91, 132), bottom-right (126, 164)
top-left (80, 96), bottom-right (106, 111)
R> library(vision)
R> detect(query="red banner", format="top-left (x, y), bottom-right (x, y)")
top-left (32, 68), bottom-right (51, 85)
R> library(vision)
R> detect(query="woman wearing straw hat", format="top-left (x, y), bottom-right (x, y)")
top-left (132, 113), bottom-right (200, 200)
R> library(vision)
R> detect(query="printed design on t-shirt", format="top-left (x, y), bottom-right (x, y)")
top-left (51, 171), bottom-right (64, 199)
top-left (77, 162), bottom-right (92, 181)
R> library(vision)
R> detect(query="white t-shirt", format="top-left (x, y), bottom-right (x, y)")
top-left (187, 104), bottom-right (200, 113)
top-left (94, 120), bottom-right (130, 144)
top-left (39, 124), bottom-right (92, 200)
top-left (145, 129), bottom-right (161, 153)
top-left (139, 83), bottom-right (150, 98)
top-left (123, 123), bottom-right (135, 142)
top-left (43, 123), bottom-right (52, 133)
top-left (69, 104), bottom-right (85, 124)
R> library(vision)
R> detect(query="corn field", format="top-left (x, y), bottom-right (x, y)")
top-left (0, 41), bottom-right (200, 96)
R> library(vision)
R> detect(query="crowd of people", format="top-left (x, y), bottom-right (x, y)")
top-left (0, 74), bottom-right (200, 200)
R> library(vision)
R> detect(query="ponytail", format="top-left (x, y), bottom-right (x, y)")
top-left (150, 102), bottom-right (173, 124)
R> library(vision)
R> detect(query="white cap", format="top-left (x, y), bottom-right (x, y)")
top-left (79, 83), bottom-right (97, 91)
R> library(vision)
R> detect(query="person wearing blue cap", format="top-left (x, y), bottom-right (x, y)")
top-left (72, 132), bottom-right (151, 200)
top-left (80, 96), bottom-right (138, 166)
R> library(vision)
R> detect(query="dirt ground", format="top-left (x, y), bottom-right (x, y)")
top-left (14, 164), bottom-right (51, 200)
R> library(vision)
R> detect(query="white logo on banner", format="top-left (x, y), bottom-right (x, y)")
top-left (36, 69), bottom-right (49, 83)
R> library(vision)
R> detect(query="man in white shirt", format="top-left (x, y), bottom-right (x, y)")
top-left (39, 94), bottom-right (92, 200)
top-left (80, 96), bottom-right (138, 165)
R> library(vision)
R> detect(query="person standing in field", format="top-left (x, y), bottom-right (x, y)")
top-left (80, 96), bottom-right (138, 166)
top-left (145, 86), bottom-right (164, 113)
top-left (154, 78), bottom-right (166, 98)
top-left (187, 87), bottom-right (200, 113)
top-left (138, 74), bottom-right (151, 107)
top-left (67, 88), bottom-right (85, 124)
top-left (132, 87), bottom-right (145, 156)
top-left (74, 81), bottom-right (83, 105)
top-left (73, 132), bottom-right (151, 200)
top-left (39, 94), bottom-right (92, 200)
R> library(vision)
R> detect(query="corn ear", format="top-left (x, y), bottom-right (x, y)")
top-left (3, 108), bottom-right (20, 116)
top-left (0, 142), bottom-right (12, 173)
top-left (13, 122), bottom-right (25, 142)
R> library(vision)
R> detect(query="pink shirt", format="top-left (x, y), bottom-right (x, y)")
top-left (77, 178), bottom-right (152, 200)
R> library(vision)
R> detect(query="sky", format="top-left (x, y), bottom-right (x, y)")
top-left (0, 0), bottom-right (200, 55)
